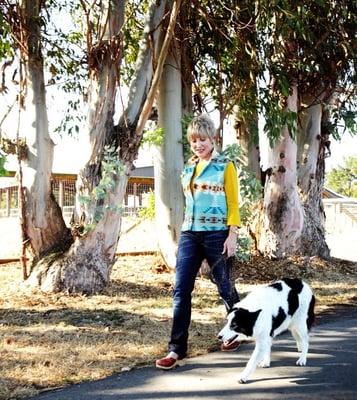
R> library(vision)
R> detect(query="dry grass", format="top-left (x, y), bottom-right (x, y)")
top-left (0, 254), bottom-right (356, 399)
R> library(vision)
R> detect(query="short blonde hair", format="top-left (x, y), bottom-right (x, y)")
top-left (187, 114), bottom-right (216, 142)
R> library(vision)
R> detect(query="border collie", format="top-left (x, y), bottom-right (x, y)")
top-left (218, 278), bottom-right (315, 383)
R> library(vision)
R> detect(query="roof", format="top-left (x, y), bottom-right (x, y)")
top-left (322, 187), bottom-right (345, 199)
top-left (130, 166), bottom-right (154, 179)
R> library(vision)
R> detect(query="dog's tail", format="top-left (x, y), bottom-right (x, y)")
top-left (307, 295), bottom-right (316, 330)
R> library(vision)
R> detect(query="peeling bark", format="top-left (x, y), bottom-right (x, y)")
top-left (297, 102), bottom-right (330, 258)
top-left (27, 233), bottom-right (111, 293)
top-left (256, 84), bottom-right (304, 258)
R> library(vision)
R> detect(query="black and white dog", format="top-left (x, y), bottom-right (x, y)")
top-left (218, 278), bottom-right (315, 383)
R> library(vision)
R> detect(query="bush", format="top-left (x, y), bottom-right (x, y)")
top-left (138, 190), bottom-right (155, 220)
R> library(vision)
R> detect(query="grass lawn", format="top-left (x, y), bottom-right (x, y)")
top-left (0, 254), bottom-right (356, 399)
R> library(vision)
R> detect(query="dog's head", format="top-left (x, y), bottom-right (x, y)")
top-left (218, 307), bottom-right (262, 343)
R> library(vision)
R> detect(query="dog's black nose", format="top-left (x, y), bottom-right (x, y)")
top-left (217, 334), bottom-right (222, 340)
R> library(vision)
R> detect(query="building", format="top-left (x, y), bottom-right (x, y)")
top-left (0, 166), bottom-right (154, 219)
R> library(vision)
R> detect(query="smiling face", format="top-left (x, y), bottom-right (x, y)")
top-left (189, 135), bottom-right (214, 161)
top-left (186, 115), bottom-right (216, 161)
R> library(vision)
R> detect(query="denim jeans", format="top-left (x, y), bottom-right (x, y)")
top-left (168, 230), bottom-right (240, 357)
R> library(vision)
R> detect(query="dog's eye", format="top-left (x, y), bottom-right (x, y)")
top-left (231, 321), bottom-right (239, 330)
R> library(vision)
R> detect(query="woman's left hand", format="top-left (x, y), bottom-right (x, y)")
top-left (222, 232), bottom-right (238, 258)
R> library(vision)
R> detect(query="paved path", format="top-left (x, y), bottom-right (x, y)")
top-left (33, 311), bottom-right (357, 400)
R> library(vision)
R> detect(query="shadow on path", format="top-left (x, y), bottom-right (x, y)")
top-left (32, 314), bottom-right (357, 400)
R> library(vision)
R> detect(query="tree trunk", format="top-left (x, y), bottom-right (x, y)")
top-left (255, 84), bottom-right (304, 258)
top-left (181, 28), bottom-right (193, 115)
top-left (297, 101), bottom-right (330, 258)
top-left (19, 0), bottom-right (72, 261)
top-left (235, 119), bottom-right (261, 180)
top-left (154, 45), bottom-right (184, 268)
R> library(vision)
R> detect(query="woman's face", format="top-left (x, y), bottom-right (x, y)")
top-left (189, 136), bottom-right (214, 161)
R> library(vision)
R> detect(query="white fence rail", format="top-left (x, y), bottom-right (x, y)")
top-left (323, 199), bottom-right (357, 234)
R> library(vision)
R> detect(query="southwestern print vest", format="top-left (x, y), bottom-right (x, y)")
top-left (181, 153), bottom-right (230, 231)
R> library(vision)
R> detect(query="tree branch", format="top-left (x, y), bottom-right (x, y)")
top-left (136, 0), bottom-right (182, 136)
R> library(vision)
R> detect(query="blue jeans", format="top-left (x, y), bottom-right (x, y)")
top-left (168, 230), bottom-right (240, 357)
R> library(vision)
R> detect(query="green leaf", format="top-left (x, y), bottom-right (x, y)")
top-left (326, 156), bottom-right (357, 198)
top-left (0, 155), bottom-right (8, 176)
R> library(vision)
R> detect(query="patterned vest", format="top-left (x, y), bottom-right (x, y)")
top-left (181, 153), bottom-right (230, 231)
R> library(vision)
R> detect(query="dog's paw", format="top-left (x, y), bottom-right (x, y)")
top-left (258, 360), bottom-right (270, 368)
top-left (238, 373), bottom-right (248, 384)
top-left (296, 357), bottom-right (307, 366)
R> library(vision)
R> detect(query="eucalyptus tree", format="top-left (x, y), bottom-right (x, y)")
top-left (253, 0), bottom-right (356, 258)
top-left (154, 46), bottom-right (185, 268)
top-left (0, 0), bottom-right (181, 293)
top-left (295, 0), bottom-right (356, 256)
top-left (115, 0), bottom-right (185, 269)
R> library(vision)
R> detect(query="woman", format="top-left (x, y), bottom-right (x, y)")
top-left (156, 114), bottom-right (241, 370)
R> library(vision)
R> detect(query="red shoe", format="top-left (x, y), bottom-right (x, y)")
top-left (221, 340), bottom-right (241, 352)
top-left (155, 353), bottom-right (185, 370)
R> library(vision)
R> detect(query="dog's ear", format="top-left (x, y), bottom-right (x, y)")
top-left (232, 308), bottom-right (262, 337)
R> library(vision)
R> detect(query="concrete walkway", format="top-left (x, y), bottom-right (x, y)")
top-left (33, 310), bottom-right (357, 400)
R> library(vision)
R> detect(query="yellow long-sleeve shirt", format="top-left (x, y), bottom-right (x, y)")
top-left (192, 160), bottom-right (241, 227)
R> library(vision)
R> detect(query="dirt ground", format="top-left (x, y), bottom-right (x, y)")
top-left (0, 252), bottom-right (356, 400)
top-left (0, 218), bottom-right (356, 399)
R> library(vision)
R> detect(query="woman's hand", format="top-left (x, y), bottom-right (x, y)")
top-left (222, 227), bottom-right (238, 258)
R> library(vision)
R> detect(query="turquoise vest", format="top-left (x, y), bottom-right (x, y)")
top-left (181, 153), bottom-right (230, 231)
